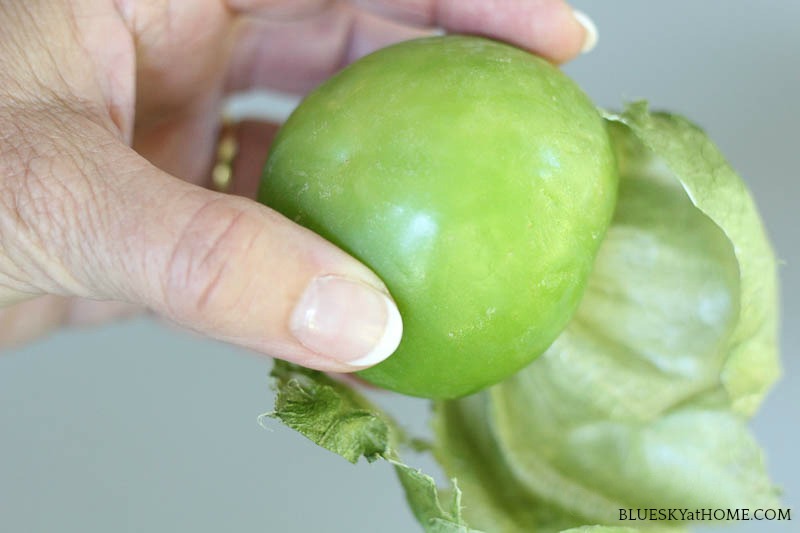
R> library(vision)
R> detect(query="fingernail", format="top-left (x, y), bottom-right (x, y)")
top-left (572, 9), bottom-right (598, 54)
top-left (290, 275), bottom-right (403, 368)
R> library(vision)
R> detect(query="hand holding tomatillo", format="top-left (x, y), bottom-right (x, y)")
top-left (0, 0), bottom-right (596, 371)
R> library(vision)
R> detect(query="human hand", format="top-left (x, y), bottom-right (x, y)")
top-left (0, 0), bottom-right (596, 371)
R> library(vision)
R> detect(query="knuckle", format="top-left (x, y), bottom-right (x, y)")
top-left (163, 197), bottom-right (265, 326)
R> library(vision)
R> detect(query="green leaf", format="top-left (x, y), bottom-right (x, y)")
top-left (392, 460), bottom-right (483, 533)
top-left (268, 361), bottom-right (390, 463)
top-left (267, 361), bottom-right (482, 532)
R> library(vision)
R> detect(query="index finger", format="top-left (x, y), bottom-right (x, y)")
top-left (351, 0), bottom-right (596, 63)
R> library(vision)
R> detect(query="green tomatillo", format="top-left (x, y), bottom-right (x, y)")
top-left (259, 35), bottom-right (618, 398)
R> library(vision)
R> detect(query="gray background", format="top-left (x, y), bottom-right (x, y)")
top-left (1, 1), bottom-right (797, 531)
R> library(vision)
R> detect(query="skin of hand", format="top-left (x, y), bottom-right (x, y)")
top-left (0, 0), bottom-right (593, 371)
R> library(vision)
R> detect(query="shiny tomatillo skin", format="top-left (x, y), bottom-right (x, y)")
top-left (259, 36), bottom-right (618, 398)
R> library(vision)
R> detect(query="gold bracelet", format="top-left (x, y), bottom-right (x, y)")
top-left (211, 119), bottom-right (238, 193)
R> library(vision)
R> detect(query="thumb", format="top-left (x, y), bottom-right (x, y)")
top-left (1, 110), bottom-right (402, 372)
